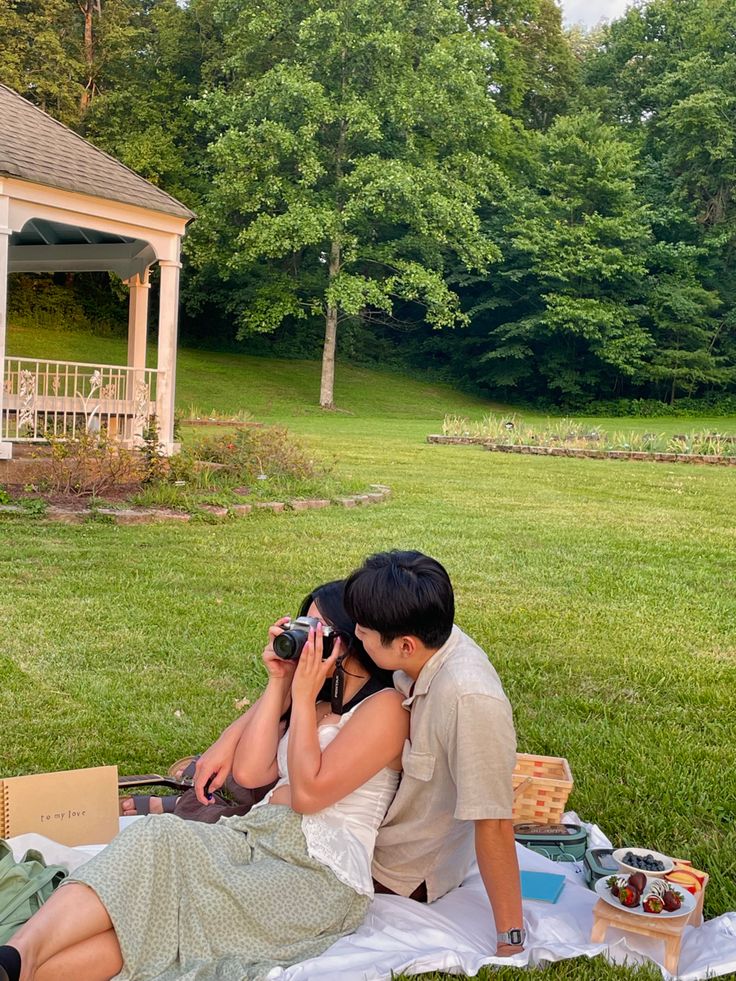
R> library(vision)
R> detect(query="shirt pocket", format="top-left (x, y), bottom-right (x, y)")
top-left (401, 741), bottom-right (436, 782)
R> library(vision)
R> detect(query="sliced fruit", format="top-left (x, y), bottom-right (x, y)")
top-left (665, 869), bottom-right (701, 895)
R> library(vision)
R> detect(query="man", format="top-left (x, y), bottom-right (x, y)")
top-left (344, 550), bottom-right (525, 958)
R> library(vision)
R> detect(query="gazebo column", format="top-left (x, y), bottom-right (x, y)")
top-left (156, 257), bottom-right (181, 454)
top-left (0, 195), bottom-right (11, 459)
top-left (127, 269), bottom-right (150, 372)
top-left (126, 269), bottom-right (150, 442)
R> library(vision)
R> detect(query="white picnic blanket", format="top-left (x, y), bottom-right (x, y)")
top-left (8, 813), bottom-right (735, 981)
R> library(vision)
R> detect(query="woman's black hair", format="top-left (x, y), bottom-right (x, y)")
top-left (299, 579), bottom-right (394, 694)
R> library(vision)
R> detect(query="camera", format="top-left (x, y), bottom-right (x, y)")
top-left (272, 616), bottom-right (337, 661)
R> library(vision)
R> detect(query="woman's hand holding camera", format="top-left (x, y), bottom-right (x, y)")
top-left (291, 623), bottom-right (340, 705)
top-left (263, 617), bottom-right (297, 682)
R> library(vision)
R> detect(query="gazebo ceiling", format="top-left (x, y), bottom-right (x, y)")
top-left (8, 217), bottom-right (156, 278)
top-left (13, 217), bottom-right (134, 247)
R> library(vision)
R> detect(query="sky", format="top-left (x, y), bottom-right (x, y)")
top-left (561, 0), bottom-right (632, 28)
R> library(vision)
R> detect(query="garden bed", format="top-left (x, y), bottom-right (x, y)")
top-left (431, 412), bottom-right (736, 465)
top-left (0, 484), bottom-right (391, 524)
top-left (427, 434), bottom-right (736, 465)
top-left (0, 421), bottom-right (386, 517)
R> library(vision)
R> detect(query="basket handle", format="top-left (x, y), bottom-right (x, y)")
top-left (513, 776), bottom-right (533, 799)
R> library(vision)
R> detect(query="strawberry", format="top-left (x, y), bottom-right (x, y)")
top-left (662, 889), bottom-right (683, 912)
top-left (618, 885), bottom-right (641, 908)
top-left (643, 896), bottom-right (664, 914)
top-left (628, 872), bottom-right (647, 893)
top-left (606, 876), bottom-right (620, 897)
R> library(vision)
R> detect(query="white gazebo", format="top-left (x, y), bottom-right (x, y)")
top-left (0, 83), bottom-right (195, 458)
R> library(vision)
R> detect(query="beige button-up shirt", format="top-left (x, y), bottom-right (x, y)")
top-left (372, 626), bottom-right (517, 902)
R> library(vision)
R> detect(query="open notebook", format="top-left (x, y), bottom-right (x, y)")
top-left (0, 765), bottom-right (119, 846)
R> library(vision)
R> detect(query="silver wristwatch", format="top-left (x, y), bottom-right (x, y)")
top-left (497, 927), bottom-right (526, 947)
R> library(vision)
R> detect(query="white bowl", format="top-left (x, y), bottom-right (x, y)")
top-left (612, 847), bottom-right (675, 878)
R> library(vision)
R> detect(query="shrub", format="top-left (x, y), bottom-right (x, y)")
top-left (190, 426), bottom-right (323, 483)
top-left (45, 430), bottom-right (144, 496)
top-left (564, 395), bottom-right (736, 418)
top-left (139, 419), bottom-right (168, 486)
top-left (8, 273), bottom-right (126, 336)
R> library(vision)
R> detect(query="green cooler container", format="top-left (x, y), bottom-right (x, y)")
top-left (513, 822), bottom-right (588, 863)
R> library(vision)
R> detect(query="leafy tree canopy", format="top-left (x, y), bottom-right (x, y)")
top-left (189, 0), bottom-right (510, 405)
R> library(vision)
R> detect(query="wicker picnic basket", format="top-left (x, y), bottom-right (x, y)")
top-left (512, 753), bottom-right (573, 824)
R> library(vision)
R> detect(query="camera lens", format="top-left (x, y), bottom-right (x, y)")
top-left (272, 629), bottom-right (306, 661)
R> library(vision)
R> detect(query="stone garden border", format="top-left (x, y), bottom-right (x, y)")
top-left (427, 435), bottom-right (736, 466)
top-left (182, 418), bottom-right (264, 428)
top-left (0, 484), bottom-right (391, 525)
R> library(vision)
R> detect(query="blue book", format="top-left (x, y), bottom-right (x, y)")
top-left (520, 870), bottom-right (566, 903)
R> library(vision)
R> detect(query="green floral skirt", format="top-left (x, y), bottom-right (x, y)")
top-left (69, 805), bottom-right (370, 981)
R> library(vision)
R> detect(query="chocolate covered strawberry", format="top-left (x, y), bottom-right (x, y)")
top-left (606, 876), bottom-right (621, 897)
top-left (662, 889), bottom-right (683, 912)
top-left (643, 895), bottom-right (664, 914)
top-left (618, 885), bottom-right (641, 908)
top-left (628, 872), bottom-right (647, 893)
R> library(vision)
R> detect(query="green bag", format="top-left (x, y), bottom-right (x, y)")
top-left (0, 840), bottom-right (68, 944)
top-left (513, 822), bottom-right (589, 863)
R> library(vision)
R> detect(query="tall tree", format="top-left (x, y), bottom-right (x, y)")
top-left (462, 111), bottom-right (654, 399)
top-left (644, 239), bottom-right (727, 401)
top-left (581, 0), bottom-right (736, 398)
top-left (190, 0), bottom-right (506, 407)
top-left (0, 0), bottom-right (154, 127)
top-left (0, 0), bottom-right (83, 126)
top-left (79, 0), bottom-right (100, 112)
top-left (464, 0), bottom-right (579, 129)
top-left (83, 0), bottom-right (218, 205)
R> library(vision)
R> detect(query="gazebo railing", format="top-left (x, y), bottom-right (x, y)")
top-left (1, 356), bottom-right (159, 443)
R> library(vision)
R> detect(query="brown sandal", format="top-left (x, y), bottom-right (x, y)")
top-left (167, 755), bottom-right (200, 785)
top-left (119, 794), bottom-right (180, 816)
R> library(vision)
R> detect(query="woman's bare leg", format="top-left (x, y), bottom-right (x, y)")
top-left (10, 884), bottom-right (113, 981)
top-left (34, 931), bottom-right (122, 981)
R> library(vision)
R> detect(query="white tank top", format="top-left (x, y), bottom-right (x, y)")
top-left (254, 697), bottom-right (400, 896)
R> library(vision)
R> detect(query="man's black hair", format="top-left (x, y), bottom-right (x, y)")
top-left (344, 550), bottom-right (454, 649)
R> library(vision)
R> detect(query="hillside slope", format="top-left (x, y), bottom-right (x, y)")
top-left (7, 324), bottom-right (494, 421)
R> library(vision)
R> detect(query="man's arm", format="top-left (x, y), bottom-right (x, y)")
top-left (474, 818), bottom-right (524, 957)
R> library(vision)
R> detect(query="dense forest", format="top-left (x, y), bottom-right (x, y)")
top-left (2, 0), bottom-right (736, 410)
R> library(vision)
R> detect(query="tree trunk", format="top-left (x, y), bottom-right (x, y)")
top-left (319, 85), bottom-right (346, 409)
top-left (320, 239), bottom-right (341, 409)
top-left (79, 0), bottom-right (98, 113)
top-left (320, 307), bottom-right (338, 409)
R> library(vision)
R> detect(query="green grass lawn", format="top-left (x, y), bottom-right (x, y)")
top-left (2, 325), bottom-right (736, 980)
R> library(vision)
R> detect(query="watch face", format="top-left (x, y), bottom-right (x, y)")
top-left (509, 929), bottom-right (523, 945)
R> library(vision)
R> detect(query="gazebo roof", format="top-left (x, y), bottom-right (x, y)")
top-left (0, 84), bottom-right (194, 221)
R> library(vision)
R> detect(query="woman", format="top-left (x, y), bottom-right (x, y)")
top-left (120, 582), bottom-right (396, 820)
top-left (0, 581), bottom-right (408, 981)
